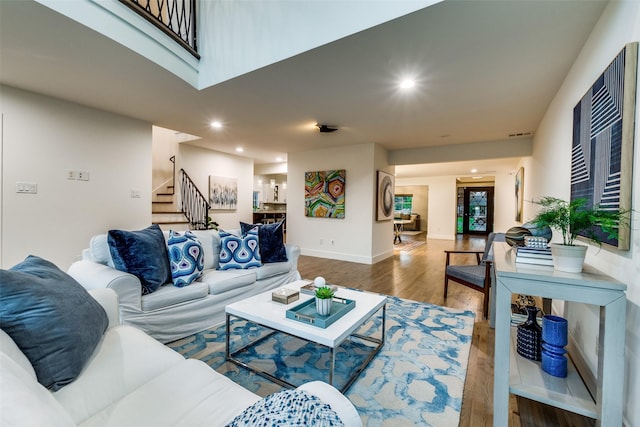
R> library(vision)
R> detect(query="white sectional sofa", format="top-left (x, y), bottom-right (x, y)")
top-left (0, 288), bottom-right (362, 427)
top-left (68, 228), bottom-right (301, 343)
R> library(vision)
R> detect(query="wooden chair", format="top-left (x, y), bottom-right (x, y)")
top-left (443, 232), bottom-right (505, 319)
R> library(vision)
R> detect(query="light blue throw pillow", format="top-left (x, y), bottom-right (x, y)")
top-left (217, 228), bottom-right (262, 270)
top-left (167, 230), bottom-right (204, 287)
top-left (0, 256), bottom-right (108, 391)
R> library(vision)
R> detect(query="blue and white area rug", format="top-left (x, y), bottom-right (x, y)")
top-left (167, 295), bottom-right (475, 426)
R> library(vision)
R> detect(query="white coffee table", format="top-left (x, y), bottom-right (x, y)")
top-left (225, 279), bottom-right (386, 392)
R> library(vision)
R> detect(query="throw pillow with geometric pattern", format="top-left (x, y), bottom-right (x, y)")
top-left (217, 227), bottom-right (262, 270)
top-left (167, 230), bottom-right (204, 287)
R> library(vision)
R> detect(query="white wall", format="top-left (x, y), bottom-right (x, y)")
top-left (397, 168), bottom-right (520, 239)
top-left (198, 0), bottom-right (440, 88)
top-left (152, 126), bottom-right (177, 193)
top-left (37, 0), bottom-right (199, 87)
top-left (287, 143), bottom-right (392, 264)
top-left (177, 143), bottom-right (254, 230)
top-left (531, 2), bottom-right (640, 424)
top-left (1, 85), bottom-right (151, 269)
top-left (396, 175), bottom-right (457, 240)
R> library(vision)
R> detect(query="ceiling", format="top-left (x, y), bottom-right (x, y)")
top-left (0, 0), bottom-right (607, 178)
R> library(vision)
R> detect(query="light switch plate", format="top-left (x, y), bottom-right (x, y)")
top-left (16, 182), bottom-right (37, 194)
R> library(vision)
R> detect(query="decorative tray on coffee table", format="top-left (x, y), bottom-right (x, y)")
top-left (286, 297), bottom-right (356, 328)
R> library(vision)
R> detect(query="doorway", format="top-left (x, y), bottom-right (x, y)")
top-left (457, 187), bottom-right (494, 235)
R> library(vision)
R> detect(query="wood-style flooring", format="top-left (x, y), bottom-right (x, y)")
top-left (297, 233), bottom-right (595, 427)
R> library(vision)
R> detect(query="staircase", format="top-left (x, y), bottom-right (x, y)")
top-left (152, 155), bottom-right (189, 231)
top-left (152, 182), bottom-right (190, 231)
top-left (152, 156), bottom-right (212, 231)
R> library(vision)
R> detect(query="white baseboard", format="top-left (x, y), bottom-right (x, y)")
top-left (300, 248), bottom-right (375, 264)
top-left (427, 233), bottom-right (455, 240)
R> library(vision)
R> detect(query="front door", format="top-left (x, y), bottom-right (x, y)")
top-left (462, 187), bottom-right (494, 235)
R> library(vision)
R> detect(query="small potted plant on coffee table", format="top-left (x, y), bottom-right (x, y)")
top-left (315, 286), bottom-right (335, 316)
top-left (531, 196), bottom-right (630, 272)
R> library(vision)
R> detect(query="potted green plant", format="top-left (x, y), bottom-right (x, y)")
top-left (314, 286), bottom-right (335, 316)
top-left (531, 196), bottom-right (629, 272)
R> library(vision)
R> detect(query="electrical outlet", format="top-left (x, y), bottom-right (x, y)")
top-left (130, 189), bottom-right (141, 199)
top-left (77, 171), bottom-right (90, 181)
top-left (67, 170), bottom-right (76, 180)
top-left (16, 182), bottom-right (37, 194)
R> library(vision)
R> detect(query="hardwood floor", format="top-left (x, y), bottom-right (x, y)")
top-left (297, 233), bottom-right (595, 427)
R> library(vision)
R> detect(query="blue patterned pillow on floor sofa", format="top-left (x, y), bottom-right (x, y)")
top-left (218, 228), bottom-right (261, 270)
top-left (226, 389), bottom-right (343, 427)
top-left (167, 230), bottom-right (204, 287)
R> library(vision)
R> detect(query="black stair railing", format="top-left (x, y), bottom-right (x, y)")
top-left (169, 155), bottom-right (175, 195)
top-left (120, 0), bottom-right (199, 58)
top-left (179, 168), bottom-right (210, 230)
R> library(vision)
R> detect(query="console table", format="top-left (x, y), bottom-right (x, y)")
top-left (492, 242), bottom-right (626, 426)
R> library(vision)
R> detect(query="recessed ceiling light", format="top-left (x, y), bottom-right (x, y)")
top-left (470, 169), bottom-right (478, 173)
top-left (399, 79), bottom-right (415, 89)
top-left (210, 121), bottom-right (223, 129)
top-left (276, 157), bottom-right (283, 162)
top-left (235, 147), bottom-right (243, 153)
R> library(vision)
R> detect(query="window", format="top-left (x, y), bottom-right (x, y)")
top-left (394, 194), bottom-right (413, 215)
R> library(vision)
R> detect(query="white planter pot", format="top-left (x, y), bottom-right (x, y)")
top-left (315, 297), bottom-right (332, 316)
top-left (550, 244), bottom-right (587, 273)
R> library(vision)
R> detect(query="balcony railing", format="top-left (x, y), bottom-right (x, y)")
top-left (120, 0), bottom-right (199, 58)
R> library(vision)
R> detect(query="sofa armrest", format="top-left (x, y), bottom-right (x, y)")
top-left (285, 244), bottom-right (300, 269)
top-left (68, 260), bottom-right (142, 312)
top-left (88, 288), bottom-right (120, 329)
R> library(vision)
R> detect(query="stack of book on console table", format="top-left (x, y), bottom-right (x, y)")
top-left (514, 246), bottom-right (553, 266)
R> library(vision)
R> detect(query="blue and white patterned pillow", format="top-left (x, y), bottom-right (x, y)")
top-left (167, 230), bottom-right (204, 287)
top-left (217, 227), bottom-right (262, 270)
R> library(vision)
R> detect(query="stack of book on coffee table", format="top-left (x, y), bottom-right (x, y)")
top-left (514, 246), bottom-right (553, 266)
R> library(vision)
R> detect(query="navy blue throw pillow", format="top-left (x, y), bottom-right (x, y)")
top-left (108, 224), bottom-right (172, 295)
top-left (0, 255), bottom-right (109, 391)
top-left (240, 221), bottom-right (288, 263)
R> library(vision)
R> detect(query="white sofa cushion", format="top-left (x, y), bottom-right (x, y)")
top-left (0, 329), bottom-right (36, 380)
top-left (254, 261), bottom-right (293, 280)
top-left (53, 325), bottom-right (185, 424)
top-left (78, 359), bottom-right (260, 427)
top-left (200, 269), bottom-right (256, 295)
top-left (141, 281), bottom-right (209, 311)
top-left (0, 353), bottom-right (75, 427)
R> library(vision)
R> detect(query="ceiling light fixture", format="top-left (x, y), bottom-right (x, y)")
top-left (210, 121), bottom-right (223, 129)
top-left (235, 147), bottom-right (243, 153)
top-left (470, 169), bottom-right (478, 173)
top-left (316, 124), bottom-right (338, 133)
top-left (399, 78), bottom-right (415, 89)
